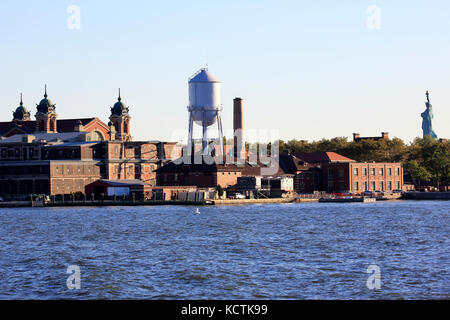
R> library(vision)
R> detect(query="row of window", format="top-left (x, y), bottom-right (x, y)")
top-left (353, 167), bottom-right (400, 177)
top-left (1, 147), bottom-right (38, 159)
top-left (54, 165), bottom-right (97, 175)
top-left (354, 181), bottom-right (401, 191)
top-left (0, 165), bottom-right (49, 175)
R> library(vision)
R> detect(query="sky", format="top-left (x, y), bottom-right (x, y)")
top-left (0, 0), bottom-right (449, 144)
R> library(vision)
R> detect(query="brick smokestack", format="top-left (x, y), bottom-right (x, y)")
top-left (233, 97), bottom-right (245, 162)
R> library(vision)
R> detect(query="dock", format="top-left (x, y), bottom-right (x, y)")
top-left (318, 197), bottom-right (376, 203)
top-left (212, 198), bottom-right (295, 205)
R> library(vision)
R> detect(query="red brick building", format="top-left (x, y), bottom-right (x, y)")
top-left (289, 152), bottom-right (403, 193)
top-left (353, 132), bottom-right (389, 142)
top-left (0, 89), bottom-right (180, 197)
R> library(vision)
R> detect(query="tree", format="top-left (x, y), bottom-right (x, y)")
top-left (216, 185), bottom-right (224, 198)
top-left (404, 160), bottom-right (431, 188)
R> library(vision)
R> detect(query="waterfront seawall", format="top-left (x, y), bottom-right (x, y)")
top-left (213, 198), bottom-right (295, 205)
top-left (403, 192), bottom-right (450, 200)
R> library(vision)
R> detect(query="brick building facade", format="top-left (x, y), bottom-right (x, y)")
top-left (284, 152), bottom-right (404, 193)
top-left (0, 89), bottom-right (180, 197)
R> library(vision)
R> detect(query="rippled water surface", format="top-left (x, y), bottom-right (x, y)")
top-left (0, 201), bottom-right (448, 299)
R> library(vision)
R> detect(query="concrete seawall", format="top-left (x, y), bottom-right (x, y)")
top-left (213, 198), bottom-right (296, 205)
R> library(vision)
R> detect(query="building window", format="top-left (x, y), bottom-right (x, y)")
top-left (371, 182), bottom-right (376, 190)
top-left (379, 168), bottom-right (384, 176)
top-left (354, 168), bottom-right (359, 176)
top-left (396, 181), bottom-right (400, 189)
top-left (354, 182), bottom-right (359, 191)
top-left (395, 168), bottom-right (400, 176)
top-left (387, 168), bottom-right (392, 176)
top-left (363, 182), bottom-right (368, 191)
top-left (363, 168), bottom-right (367, 176)
top-left (380, 181), bottom-right (384, 191)
top-left (328, 168), bottom-right (334, 180)
top-left (387, 181), bottom-right (392, 190)
top-left (370, 168), bottom-right (375, 176)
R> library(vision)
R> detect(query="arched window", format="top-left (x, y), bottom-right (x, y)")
top-left (91, 131), bottom-right (104, 141)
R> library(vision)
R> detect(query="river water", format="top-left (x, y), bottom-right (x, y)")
top-left (0, 201), bottom-right (448, 299)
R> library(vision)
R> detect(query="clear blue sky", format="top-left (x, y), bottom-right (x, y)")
top-left (1, 0), bottom-right (449, 143)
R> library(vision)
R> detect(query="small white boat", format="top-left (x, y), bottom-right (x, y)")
top-left (195, 208), bottom-right (201, 215)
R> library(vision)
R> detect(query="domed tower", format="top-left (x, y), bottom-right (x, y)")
top-left (35, 85), bottom-right (57, 133)
top-left (109, 89), bottom-right (132, 141)
top-left (12, 93), bottom-right (31, 121)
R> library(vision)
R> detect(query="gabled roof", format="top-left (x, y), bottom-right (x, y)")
top-left (279, 153), bottom-right (316, 173)
top-left (294, 152), bottom-right (355, 163)
top-left (0, 121), bottom-right (36, 136)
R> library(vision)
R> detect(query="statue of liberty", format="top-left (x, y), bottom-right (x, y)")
top-left (421, 91), bottom-right (438, 139)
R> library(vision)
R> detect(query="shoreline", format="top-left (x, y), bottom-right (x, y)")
top-left (1, 193), bottom-right (448, 208)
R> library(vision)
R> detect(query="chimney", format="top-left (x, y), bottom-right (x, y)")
top-left (233, 97), bottom-right (245, 162)
top-left (74, 120), bottom-right (84, 132)
top-left (381, 132), bottom-right (389, 140)
top-left (353, 133), bottom-right (360, 142)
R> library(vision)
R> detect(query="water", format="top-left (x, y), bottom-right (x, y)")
top-left (0, 201), bottom-right (448, 299)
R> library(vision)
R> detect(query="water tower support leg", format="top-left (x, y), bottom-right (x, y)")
top-left (202, 112), bottom-right (208, 155)
top-left (187, 112), bottom-right (194, 155)
top-left (217, 111), bottom-right (224, 156)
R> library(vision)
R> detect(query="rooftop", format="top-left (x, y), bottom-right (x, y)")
top-left (294, 152), bottom-right (355, 163)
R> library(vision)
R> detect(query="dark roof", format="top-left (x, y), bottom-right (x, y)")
top-left (56, 118), bottom-right (97, 132)
top-left (0, 118), bottom-right (97, 136)
top-left (294, 152), bottom-right (355, 163)
top-left (278, 153), bottom-right (316, 173)
top-left (0, 120), bottom-right (35, 136)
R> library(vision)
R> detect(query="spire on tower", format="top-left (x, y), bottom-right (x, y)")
top-left (44, 84), bottom-right (48, 98)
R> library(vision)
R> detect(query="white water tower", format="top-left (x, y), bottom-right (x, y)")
top-left (187, 68), bottom-right (224, 155)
